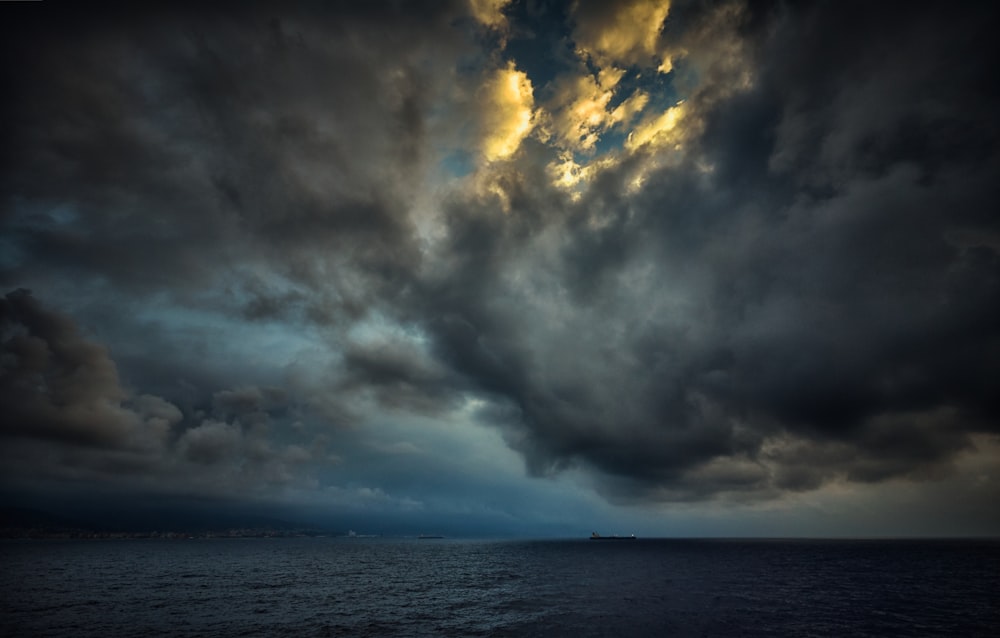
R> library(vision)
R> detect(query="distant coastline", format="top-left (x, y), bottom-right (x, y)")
top-left (0, 506), bottom-right (336, 540)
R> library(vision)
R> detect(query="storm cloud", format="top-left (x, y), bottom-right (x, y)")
top-left (2, 0), bottom-right (998, 534)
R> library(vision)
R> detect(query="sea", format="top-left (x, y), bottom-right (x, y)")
top-left (1, 537), bottom-right (997, 637)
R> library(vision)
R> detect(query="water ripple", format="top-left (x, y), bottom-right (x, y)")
top-left (1, 538), bottom-right (998, 637)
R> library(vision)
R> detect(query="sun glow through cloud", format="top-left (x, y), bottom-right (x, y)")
top-left (574, 0), bottom-right (673, 69)
top-left (480, 62), bottom-right (536, 162)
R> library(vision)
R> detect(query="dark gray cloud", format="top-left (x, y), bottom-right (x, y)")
top-left (0, 289), bottom-right (173, 447)
top-left (2, 0), bottom-right (999, 532)
top-left (0, 288), bottom-right (314, 475)
top-left (1, 0), bottom-right (466, 312)
top-left (388, 0), bottom-right (1000, 501)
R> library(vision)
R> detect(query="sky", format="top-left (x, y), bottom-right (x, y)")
top-left (2, 0), bottom-right (999, 537)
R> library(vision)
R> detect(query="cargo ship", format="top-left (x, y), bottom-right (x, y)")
top-left (589, 532), bottom-right (636, 540)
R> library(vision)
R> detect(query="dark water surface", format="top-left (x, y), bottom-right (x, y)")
top-left (2, 538), bottom-right (997, 637)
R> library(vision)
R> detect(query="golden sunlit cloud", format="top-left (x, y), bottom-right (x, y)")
top-left (609, 90), bottom-right (650, 130)
top-left (546, 151), bottom-right (622, 196)
top-left (483, 0), bottom-right (750, 199)
top-left (625, 101), bottom-right (687, 151)
top-left (542, 67), bottom-right (649, 154)
top-left (545, 101), bottom-right (691, 195)
top-left (547, 150), bottom-right (588, 192)
top-left (573, 0), bottom-right (672, 70)
top-left (479, 61), bottom-right (536, 162)
top-left (528, 1), bottom-right (681, 194)
top-left (468, 0), bottom-right (512, 30)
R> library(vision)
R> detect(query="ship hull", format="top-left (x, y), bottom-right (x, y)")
top-left (589, 535), bottom-right (636, 540)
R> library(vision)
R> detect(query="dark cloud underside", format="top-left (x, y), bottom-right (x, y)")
top-left (2, 0), bottom-right (999, 530)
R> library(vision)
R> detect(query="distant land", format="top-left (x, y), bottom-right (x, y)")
top-left (0, 506), bottom-right (338, 540)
